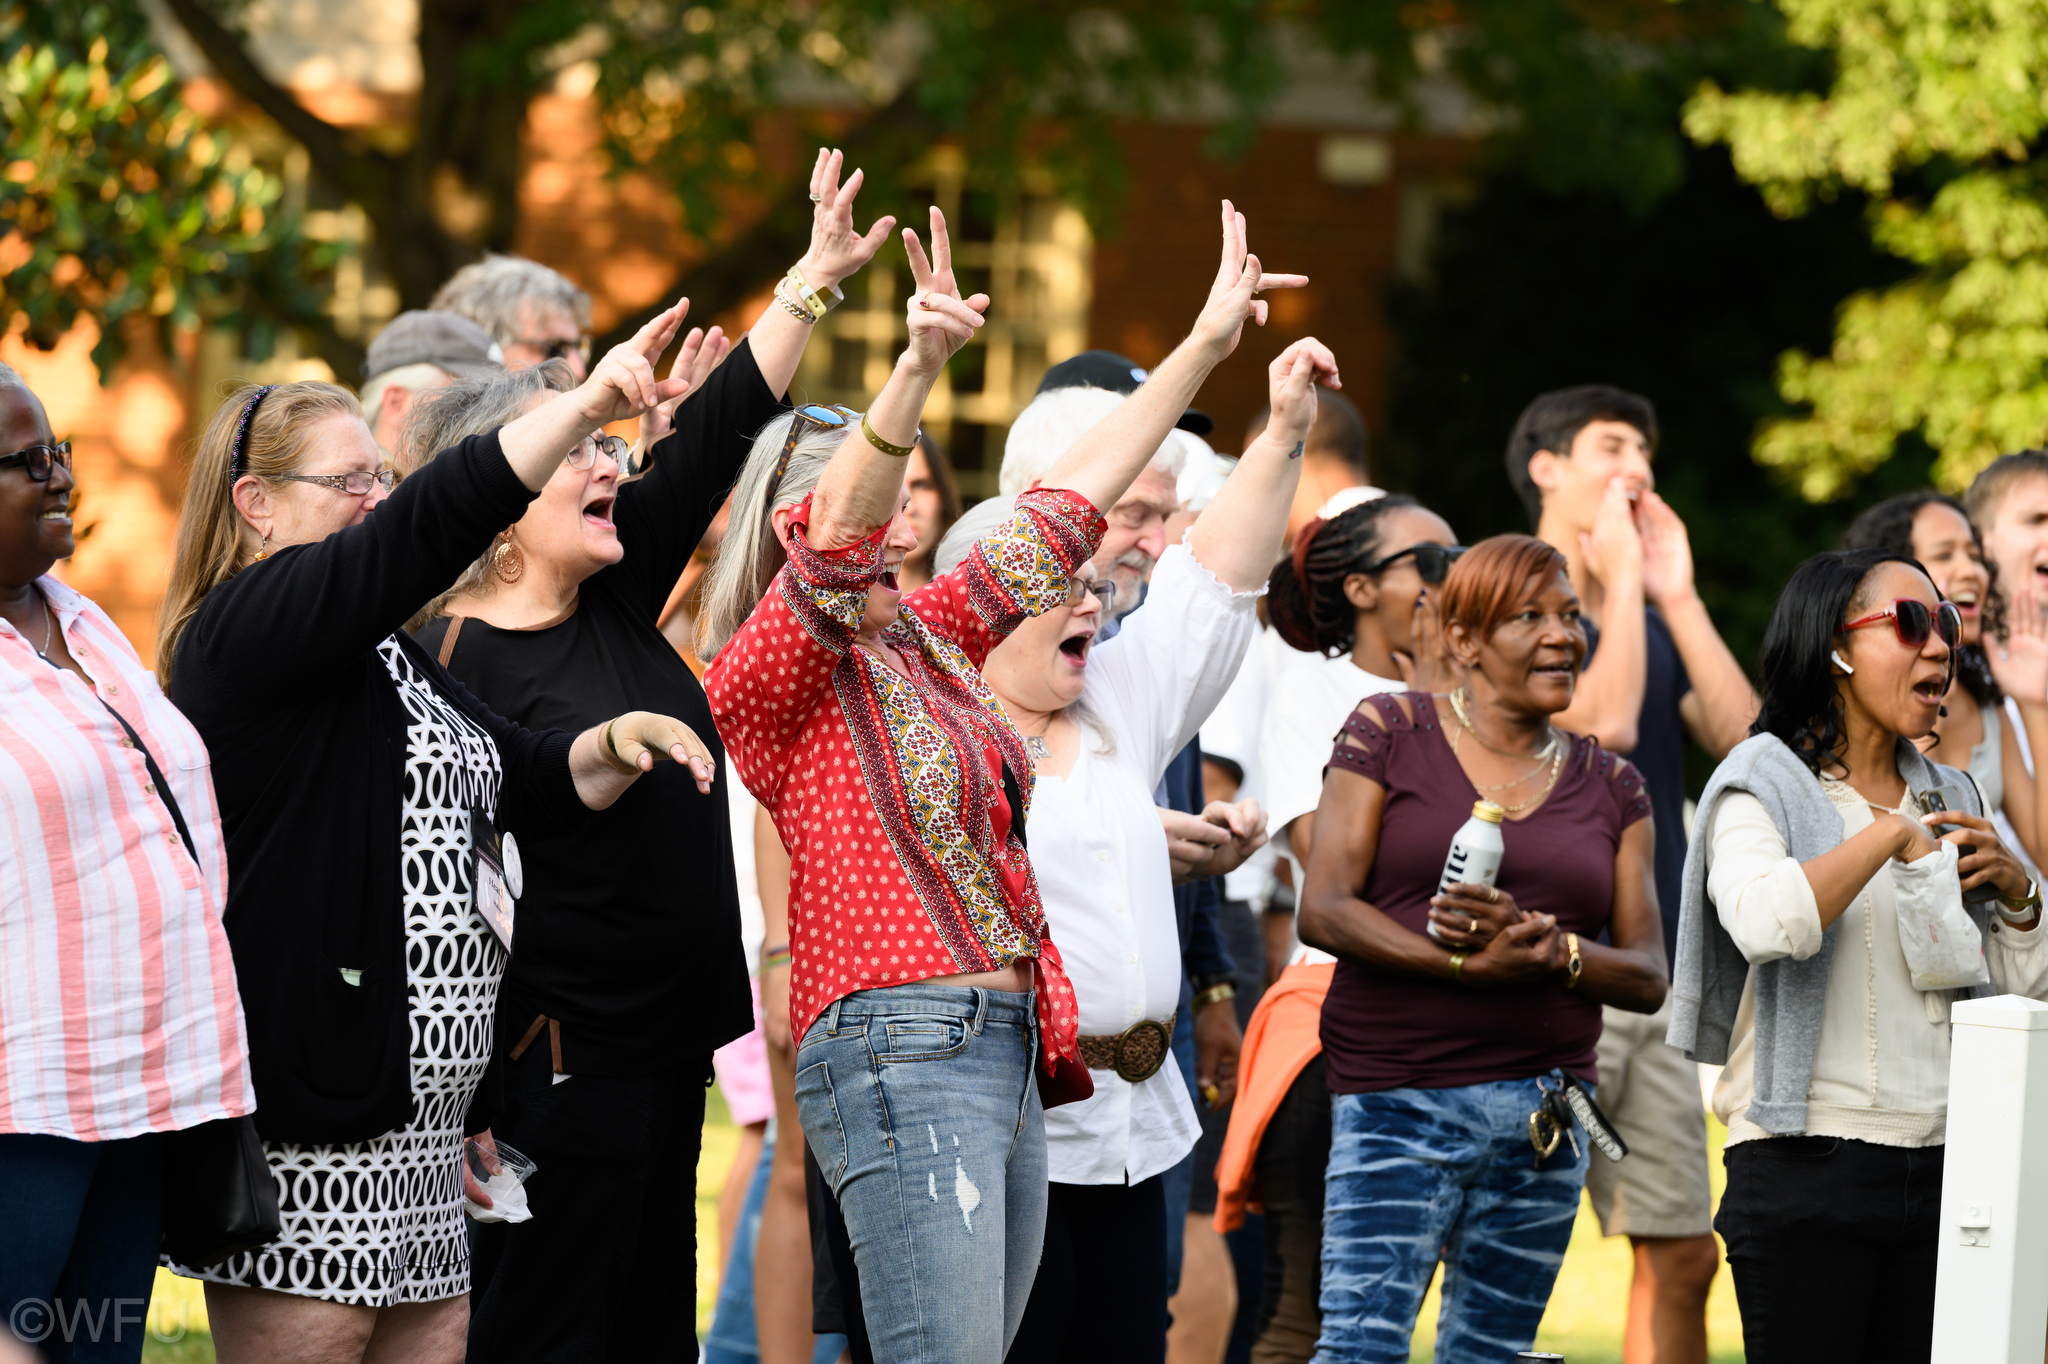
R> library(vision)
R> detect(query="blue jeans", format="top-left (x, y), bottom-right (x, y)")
top-left (795, 985), bottom-right (1046, 1364)
top-left (0, 1132), bottom-right (164, 1364)
top-left (703, 1120), bottom-right (848, 1364)
top-left (1314, 1078), bottom-right (1587, 1364)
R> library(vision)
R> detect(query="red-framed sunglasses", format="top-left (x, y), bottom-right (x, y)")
top-left (1841, 598), bottom-right (1963, 650)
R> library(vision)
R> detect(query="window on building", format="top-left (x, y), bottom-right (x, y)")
top-left (792, 148), bottom-right (1094, 499)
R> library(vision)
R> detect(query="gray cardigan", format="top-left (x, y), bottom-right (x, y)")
top-left (1667, 732), bottom-right (1991, 1134)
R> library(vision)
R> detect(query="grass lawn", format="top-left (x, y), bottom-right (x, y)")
top-left (142, 1089), bottom-right (1746, 1362)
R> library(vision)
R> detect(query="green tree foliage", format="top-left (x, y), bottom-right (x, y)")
top-left (0, 1), bottom-right (333, 375)
top-left (1376, 144), bottom-right (1909, 709)
top-left (1687, 0), bottom-right (2048, 499)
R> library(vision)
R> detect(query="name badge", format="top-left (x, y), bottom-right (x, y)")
top-left (471, 806), bottom-right (516, 952)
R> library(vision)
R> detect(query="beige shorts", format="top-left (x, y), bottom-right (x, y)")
top-left (1582, 996), bottom-right (1714, 1239)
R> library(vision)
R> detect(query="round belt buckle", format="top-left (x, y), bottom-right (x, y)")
top-left (1112, 1019), bottom-right (1170, 1083)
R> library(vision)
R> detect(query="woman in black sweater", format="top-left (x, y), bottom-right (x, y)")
top-left (409, 149), bottom-right (893, 1362)
top-left (157, 305), bottom-right (714, 1364)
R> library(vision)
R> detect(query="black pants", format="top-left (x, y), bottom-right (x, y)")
top-left (1006, 1177), bottom-right (1169, 1364)
top-left (1716, 1136), bottom-right (1944, 1364)
top-left (1251, 1055), bottom-right (1330, 1364)
top-left (468, 1045), bottom-right (710, 1363)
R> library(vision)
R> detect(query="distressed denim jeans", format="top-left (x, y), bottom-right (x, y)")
top-left (794, 985), bottom-right (1046, 1364)
top-left (1313, 1077), bottom-right (1588, 1364)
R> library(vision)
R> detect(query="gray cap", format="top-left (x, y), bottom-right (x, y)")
top-left (362, 310), bottom-right (504, 381)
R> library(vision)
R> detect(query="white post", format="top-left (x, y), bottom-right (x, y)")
top-left (1931, 994), bottom-right (2048, 1363)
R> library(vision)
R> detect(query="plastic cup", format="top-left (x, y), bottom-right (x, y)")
top-left (465, 1136), bottom-right (536, 1187)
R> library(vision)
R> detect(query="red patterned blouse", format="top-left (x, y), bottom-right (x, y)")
top-left (705, 485), bottom-right (1105, 1080)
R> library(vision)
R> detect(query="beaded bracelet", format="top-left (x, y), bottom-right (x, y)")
top-left (761, 943), bottom-right (793, 970)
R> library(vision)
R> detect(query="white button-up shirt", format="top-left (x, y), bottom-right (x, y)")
top-left (1029, 544), bottom-right (1260, 1184)
top-left (0, 576), bottom-right (252, 1140)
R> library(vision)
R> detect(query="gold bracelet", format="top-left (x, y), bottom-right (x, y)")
top-left (601, 717), bottom-right (638, 775)
top-left (1564, 931), bottom-right (1583, 989)
top-left (860, 412), bottom-right (916, 458)
top-left (772, 278), bottom-right (816, 324)
top-left (785, 265), bottom-right (843, 319)
top-left (1193, 982), bottom-right (1236, 1010)
top-left (1447, 950), bottom-right (1468, 983)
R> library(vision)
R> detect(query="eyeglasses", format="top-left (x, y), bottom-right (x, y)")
top-left (767, 404), bottom-right (860, 504)
top-left (1842, 598), bottom-right (1963, 651)
top-left (569, 433), bottom-right (629, 471)
top-left (1066, 578), bottom-right (1116, 612)
top-left (1359, 542), bottom-right (1466, 584)
top-left (517, 335), bottom-right (593, 367)
top-left (275, 469), bottom-right (399, 497)
top-left (0, 441), bottom-right (72, 482)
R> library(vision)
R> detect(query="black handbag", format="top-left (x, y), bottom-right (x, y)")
top-left (93, 696), bottom-right (282, 1267)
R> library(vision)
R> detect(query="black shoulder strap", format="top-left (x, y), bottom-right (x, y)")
top-left (100, 698), bottom-right (199, 864)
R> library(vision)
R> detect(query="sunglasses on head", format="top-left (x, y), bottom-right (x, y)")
top-left (1359, 542), bottom-right (1466, 584)
top-left (1842, 598), bottom-right (1963, 651)
top-left (766, 404), bottom-right (861, 504)
top-left (0, 441), bottom-right (71, 482)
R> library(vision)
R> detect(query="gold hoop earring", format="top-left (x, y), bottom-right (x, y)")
top-left (254, 530), bottom-right (271, 561)
top-left (492, 533), bottom-right (524, 584)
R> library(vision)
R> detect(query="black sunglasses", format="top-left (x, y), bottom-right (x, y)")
top-left (1359, 542), bottom-right (1466, 584)
top-left (0, 441), bottom-right (72, 482)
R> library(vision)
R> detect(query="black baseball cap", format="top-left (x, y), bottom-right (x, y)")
top-left (1034, 349), bottom-right (1214, 437)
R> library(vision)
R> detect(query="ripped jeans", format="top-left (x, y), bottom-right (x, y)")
top-left (794, 985), bottom-right (1046, 1364)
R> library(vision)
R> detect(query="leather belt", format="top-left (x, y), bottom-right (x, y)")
top-left (1076, 1011), bottom-right (1176, 1083)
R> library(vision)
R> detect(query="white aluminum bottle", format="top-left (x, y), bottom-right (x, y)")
top-left (1437, 800), bottom-right (1506, 896)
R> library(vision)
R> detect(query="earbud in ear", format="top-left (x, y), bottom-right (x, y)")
top-left (1831, 649), bottom-right (1855, 676)
top-left (1939, 705), bottom-right (1950, 718)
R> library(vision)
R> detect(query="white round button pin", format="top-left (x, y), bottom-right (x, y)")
top-left (501, 831), bottom-right (524, 900)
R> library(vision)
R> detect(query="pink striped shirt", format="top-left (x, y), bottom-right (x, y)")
top-left (0, 575), bottom-right (252, 1140)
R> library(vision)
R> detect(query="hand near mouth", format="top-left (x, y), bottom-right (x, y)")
top-left (1989, 585), bottom-right (2048, 706)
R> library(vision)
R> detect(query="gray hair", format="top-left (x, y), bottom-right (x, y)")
top-left (399, 359), bottom-right (576, 627)
top-left (997, 385), bottom-right (1186, 497)
top-left (932, 492), bottom-right (1115, 756)
top-left (696, 410), bottom-right (858, 660)
top-left (430, 254), bottom-right (592, 351)
top-left (0, 362), bottom-right (22, 390)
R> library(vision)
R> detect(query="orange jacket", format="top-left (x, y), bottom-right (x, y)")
top-left (1212, 961), bottom-right (1334, 1233)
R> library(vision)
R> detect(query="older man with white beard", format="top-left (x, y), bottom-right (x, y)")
top-left (1001, 353), bottom-right (1266, 1337)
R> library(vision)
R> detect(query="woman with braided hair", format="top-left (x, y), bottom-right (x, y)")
top-left (1202, 495), bottom-right (1459, 1363)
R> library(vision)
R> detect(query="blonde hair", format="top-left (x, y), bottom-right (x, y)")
top-left (695, 410), bottom-right (857, 660)
top-left (400, 359), bottom-right (575, 627)
top-left (156, 382), bottom-right (363, 686)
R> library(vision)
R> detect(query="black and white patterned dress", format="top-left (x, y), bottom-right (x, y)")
top-left (179, 639), bottom-right (508, 1305)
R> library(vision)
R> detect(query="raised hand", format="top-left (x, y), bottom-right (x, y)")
top-left (572, 298), bottom-right (696, 427)
top-left (901, 207), bottom-right (991, 376)
top-left (1262, 336), bottom-right (1342, 451)
top-left (1578, 478), bottom-right (1644, 589)
top-left (1189, 199), bottom-right (1309, 360)
top-left (798, 148), bottom-right (896, 291)
top-left (1990, 586), bottom-right (2048, 706)
top-left (636, 325), bottom-right (730, 454)
top-left (1634, 490), bottom-right (1698, 607)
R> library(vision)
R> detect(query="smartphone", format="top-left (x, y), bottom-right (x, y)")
top-left (1916, 785), bottom-right (1997, 904)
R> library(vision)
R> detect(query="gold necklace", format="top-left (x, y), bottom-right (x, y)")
top-left (1450, 723), bottom-right (1565, 808)
top-left (1450, 688), bottom-right (1560, 763)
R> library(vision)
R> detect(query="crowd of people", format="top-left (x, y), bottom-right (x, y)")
top-left (5, 142), bottom-right (2048, 1364)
